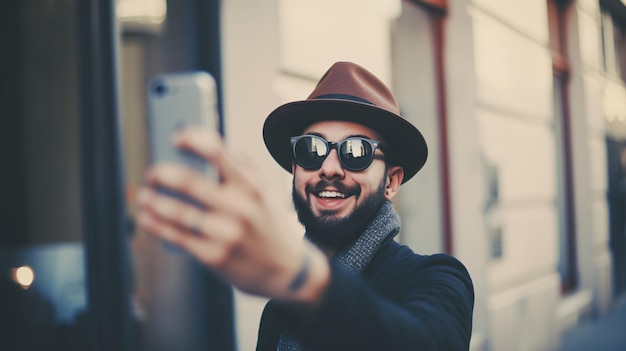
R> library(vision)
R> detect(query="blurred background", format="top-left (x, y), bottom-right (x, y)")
top-left (1, 0), bottom-right (625, 350)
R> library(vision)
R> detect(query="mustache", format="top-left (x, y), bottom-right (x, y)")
top-left (306, 180), bottom-right (361, 196)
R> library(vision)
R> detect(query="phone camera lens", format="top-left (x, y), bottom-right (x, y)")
top-left (152, 81), bottom-right (168, 97)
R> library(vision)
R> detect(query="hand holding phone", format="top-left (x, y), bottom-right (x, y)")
top-left (138, 72), bottom-right (327, 309)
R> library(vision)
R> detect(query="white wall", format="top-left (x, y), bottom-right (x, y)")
top-left (467, 0), bottom-right (562, 349)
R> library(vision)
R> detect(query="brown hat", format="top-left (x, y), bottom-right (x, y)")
top-left (263, 61), bottom-right (428, 184)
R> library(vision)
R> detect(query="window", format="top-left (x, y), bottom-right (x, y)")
top-left (600, 3), bottom-right (626, 83)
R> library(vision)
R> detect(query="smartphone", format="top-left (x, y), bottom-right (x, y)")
top-left (147, 71), bottom-right (220, 207)
top-left (141, 71), bottom-right (226, 351)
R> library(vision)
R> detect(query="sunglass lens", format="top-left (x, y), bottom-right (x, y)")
top-left (294, 136), bottom-right (328, 169)
top-left (339, 138), bottom-right (373, 171)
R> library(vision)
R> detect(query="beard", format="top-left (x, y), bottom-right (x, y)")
top-left (292, 175), bottom-right (387, 251)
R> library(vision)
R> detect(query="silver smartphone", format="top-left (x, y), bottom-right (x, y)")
top-left (147, 71), bottom-right (220, 206)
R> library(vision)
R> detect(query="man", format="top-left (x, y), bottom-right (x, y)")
top-left (137, 62), bottom-right (474, 350)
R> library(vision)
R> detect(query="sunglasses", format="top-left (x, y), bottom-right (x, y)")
top-left (290, 135), bottom-right (385, 171)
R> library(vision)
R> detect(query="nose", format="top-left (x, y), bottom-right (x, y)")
top-left (318, 148), bottom-right (345, 179)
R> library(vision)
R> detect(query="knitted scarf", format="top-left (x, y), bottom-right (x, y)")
top-left (277, 200), bottom-right (401, 351)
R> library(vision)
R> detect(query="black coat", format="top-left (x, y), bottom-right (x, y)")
top-left (256, 239), bottom-right (474, 350)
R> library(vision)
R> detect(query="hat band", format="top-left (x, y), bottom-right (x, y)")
top-left (312, 94), bottom-right (374, 106)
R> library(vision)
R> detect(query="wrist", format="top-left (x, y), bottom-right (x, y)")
top-left (282, 244), bottom-right (330, 305)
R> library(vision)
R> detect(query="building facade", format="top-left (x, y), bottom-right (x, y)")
top-left (211, 0), bottom-right (624, 349)
top-left (2, 0), bottom-right (625, 350)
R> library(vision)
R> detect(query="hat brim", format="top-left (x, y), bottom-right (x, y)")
top-left (263, 98), bottom-right (428, 184)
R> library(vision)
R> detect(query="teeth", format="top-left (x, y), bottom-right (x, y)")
top-left (318, 191), bottom-right (346, 198)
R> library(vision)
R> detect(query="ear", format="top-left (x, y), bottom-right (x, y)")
top-left (384, 166), bottom-right (404, 200)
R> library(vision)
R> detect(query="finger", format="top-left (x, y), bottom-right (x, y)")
top-left (140, 209), bottom-right (248, 269)
top-left (145, 164), bottom-right (263, 222)
top-left (144, 163), bottom-right (218, 209)
top-left (173, 128), bottom-right (264, 194)
top-left (138, 186), bottom-right (205, 230)
top-left (138, 187), bottom-right (246, 248)
top-left (187, 212), bottom-right (246, 267)
top-left (137, 209), bottom-right (191, 245)
top-left (172, 127), bottom-right (230, 175)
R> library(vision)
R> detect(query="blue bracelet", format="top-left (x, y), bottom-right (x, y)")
top-left (288, 252), bottom-right (310, 292)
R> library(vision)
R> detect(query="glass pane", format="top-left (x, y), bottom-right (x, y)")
top-left (0, 1), bottom-right (88, 350)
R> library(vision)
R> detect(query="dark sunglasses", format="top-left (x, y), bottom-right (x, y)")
top-left (290, 135), bottom-right (385, 171)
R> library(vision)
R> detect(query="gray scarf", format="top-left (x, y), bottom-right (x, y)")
top-left (277, 200), bottom-right (401, 351)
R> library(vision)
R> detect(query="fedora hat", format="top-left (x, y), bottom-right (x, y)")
top-left (262, 61), bottom-right (428, 184)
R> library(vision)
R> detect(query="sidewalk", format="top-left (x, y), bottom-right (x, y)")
top-left (558, 295), bottom-right (626, 351)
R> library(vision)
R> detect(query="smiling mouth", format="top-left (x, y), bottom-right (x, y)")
top-left (317, 190), bottom-right (347, 199)
top-left (307, 180), bottom-right (359, 201)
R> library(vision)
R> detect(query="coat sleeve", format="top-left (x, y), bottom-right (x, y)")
top-left (271, 252), bottom-right (474, 351)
